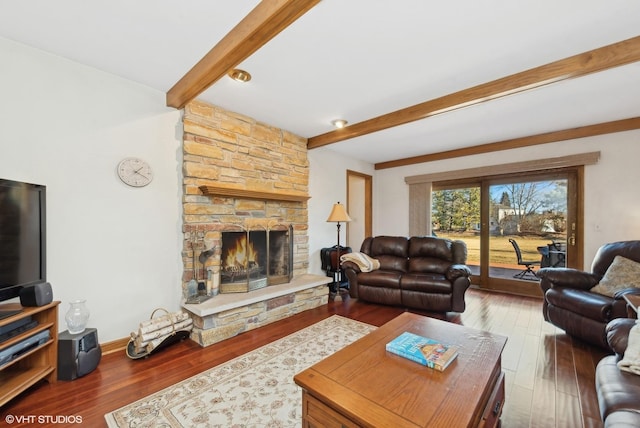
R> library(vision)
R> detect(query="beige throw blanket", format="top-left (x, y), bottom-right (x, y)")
top-left (340, 252), bottom-right (380, 272)
top-left (618, 322), bottom-right (640, 375)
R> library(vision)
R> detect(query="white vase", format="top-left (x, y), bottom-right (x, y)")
top-left (65, 299), bottom-right (90, 334)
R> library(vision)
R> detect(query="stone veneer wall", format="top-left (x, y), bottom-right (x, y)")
top-left (181, 100), bottom-right (310, 296)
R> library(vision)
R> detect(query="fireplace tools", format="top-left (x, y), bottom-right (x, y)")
top-left (185, 232), bottom-right (212, 304)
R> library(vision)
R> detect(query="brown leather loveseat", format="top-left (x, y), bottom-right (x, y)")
top-left (538, 240), bottom-right (640, 349)
top-left (342, 236), bottom-right (472, 313)
top-left (595, 318), bottom-right (640, 427)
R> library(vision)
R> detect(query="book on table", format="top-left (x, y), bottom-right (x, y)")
top-left (386, 331), bottom-right (459, 371)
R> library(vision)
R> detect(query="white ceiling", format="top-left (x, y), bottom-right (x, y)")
top-left (1, 0), bottom-right (639, 165)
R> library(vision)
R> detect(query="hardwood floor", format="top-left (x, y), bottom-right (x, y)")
top-left (2, 287), bottom-right (608, 427)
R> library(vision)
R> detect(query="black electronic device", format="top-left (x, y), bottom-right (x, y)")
top-left (0, 316), bottom-right (32, 336)
top-left (0, 329), bottom-right (50, 368)
top-left (57, 328), bottom-right (101, 381)
top-left (19, 282), bottom-right (53, 307)
top-left (0, 178), bottom-right (47, 319)
top-left (0, 317), bottom-right (38, 344)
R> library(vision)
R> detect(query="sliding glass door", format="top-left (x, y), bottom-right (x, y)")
top-left (432, 168), bottom-right (580, 296)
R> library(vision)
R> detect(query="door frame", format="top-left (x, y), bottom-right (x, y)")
top-left (346, 170), bottom-right (372, 248)
top-left (479, 167), bottom-right (582, 296)
top-left (434, 166), bottom-right (583, 297)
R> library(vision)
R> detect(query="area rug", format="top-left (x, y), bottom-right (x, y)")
top-left (104, 315), bottom-right (376, 427)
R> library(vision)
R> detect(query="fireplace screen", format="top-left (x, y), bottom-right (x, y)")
top-left (220, 225), bottom-right (293, 293)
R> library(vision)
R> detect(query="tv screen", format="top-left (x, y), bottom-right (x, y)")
top-left (0, 179), bottom-right (46, 304)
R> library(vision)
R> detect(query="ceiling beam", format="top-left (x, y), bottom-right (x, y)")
top-left (166, 0), bottom-right (320, 109)
top-left (375, 116), bottom-right (640, 170)
top-left (308, 36), bottom-right (640, 150)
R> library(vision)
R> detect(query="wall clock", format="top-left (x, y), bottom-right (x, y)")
top-left (117, 157), bottom-right (153, 187)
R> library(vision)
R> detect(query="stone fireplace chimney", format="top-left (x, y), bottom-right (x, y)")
top-left (181, 100), bottom-right (310, 298)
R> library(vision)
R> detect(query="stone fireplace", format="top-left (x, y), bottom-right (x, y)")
top-left (180, 100), bottom-right (329, 346)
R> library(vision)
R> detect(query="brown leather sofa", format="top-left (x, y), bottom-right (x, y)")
top-left (342, 236), bottom-right (472, 313)
top-left (538, 240), bottom-right (640, 350)
top-left (595, 318), bottom-right (640, 427)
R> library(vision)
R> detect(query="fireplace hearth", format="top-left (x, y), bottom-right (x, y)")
top-left (219, 224), bottom-right (293, 293)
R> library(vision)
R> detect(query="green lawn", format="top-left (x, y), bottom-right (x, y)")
top-left (436, 232), bottom-right (559, 266)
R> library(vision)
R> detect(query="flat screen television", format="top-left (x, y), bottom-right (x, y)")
top-left (0, 178), bottom-right (46, 319)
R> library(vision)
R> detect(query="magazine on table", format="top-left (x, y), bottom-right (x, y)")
top-left (386, 331), bottom-right (459, 371)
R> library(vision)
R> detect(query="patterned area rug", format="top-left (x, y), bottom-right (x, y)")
top-left (104, 315), bottom-right (376, 427)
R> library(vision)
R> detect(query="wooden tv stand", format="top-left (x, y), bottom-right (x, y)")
top-left (0, 301), bottom-right (60, 407)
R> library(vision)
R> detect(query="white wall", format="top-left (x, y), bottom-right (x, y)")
top-left (374, 131), bottom-right (640, 267)
top-left (308, 148), bottom-right (374, 275)
top-left (0, 37), bottom-right (183, 342)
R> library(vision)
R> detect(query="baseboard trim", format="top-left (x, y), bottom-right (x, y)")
top-left (101, 337), bottom-right (129, 355)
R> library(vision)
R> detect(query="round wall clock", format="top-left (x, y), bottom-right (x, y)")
top-left (117, 157), bottom-right (154, 187)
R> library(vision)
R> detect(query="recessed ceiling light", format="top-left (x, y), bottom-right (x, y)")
top-left (331, 119), bottom-right (348, 129)
top-left (228, 69), bottom-right (251, 82)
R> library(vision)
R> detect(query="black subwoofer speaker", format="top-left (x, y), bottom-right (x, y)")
top-left (58, 328), bottom-right (102, 380)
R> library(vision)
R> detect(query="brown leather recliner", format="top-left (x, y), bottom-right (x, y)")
top-left (537, 240), bottom-right (640, 350)
top-left (342, 236), bottom-right (472, 313)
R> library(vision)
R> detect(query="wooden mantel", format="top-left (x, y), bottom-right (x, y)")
top-left (199, 185), bottom-right (310, 202)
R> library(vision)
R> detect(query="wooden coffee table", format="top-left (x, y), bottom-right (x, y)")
top-left (294, 312), bottom-right (507, 427)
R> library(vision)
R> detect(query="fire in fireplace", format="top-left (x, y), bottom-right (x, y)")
top-left (220, 224), bottom-right (293, 293)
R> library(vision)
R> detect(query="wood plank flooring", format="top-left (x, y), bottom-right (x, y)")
top-left (2, 287), bottom-right (608, 427)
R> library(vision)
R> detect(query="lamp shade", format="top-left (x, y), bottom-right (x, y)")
top-left (326, 202), bottom-right (352, 223)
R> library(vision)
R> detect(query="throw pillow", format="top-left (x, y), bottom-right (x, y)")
top-left (591, 255), bottom-right (640, 297)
